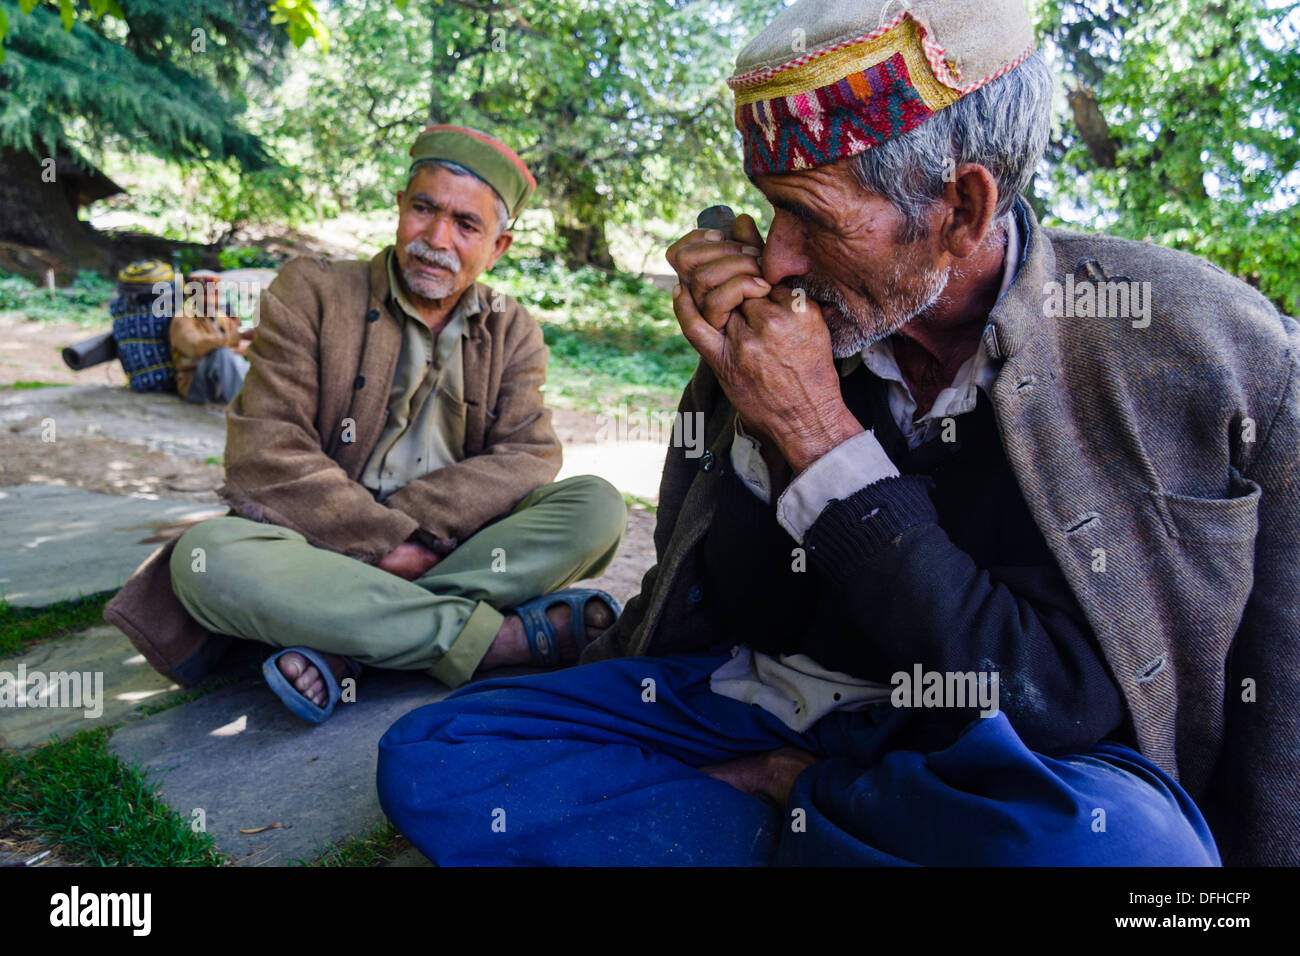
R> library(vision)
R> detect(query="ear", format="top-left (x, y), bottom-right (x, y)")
top-left (396, 189), bottom-right (406, 209)
top-left (487, 230), bottom-right (514, 268)
top-left (939, 163), bottom-right (999, 259)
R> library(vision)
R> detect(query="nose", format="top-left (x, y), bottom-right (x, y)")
top-left (759, 211), bottom-right (812, 286)
top-left (424, 213), bottom-right (456, 251)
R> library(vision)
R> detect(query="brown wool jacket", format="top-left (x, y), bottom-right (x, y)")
top-left (581, 204), bottom-right (1300, 867)
top-left (104, 249), bottom-right (561, 685)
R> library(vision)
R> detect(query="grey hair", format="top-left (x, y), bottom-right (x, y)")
top-left (406, 158), bottom-right (510, 237)
top-left (847, 49), bottom-right (1053, 243)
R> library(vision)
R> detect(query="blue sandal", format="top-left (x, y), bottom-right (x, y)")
top-left (512, 588), bottom-right (622, 667)
top-left (262, 646), bottom-right (361, 723)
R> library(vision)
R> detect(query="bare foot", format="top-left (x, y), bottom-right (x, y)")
top-left (276, 650), bottom-right (353, 708)
top-left (478, 596), bottom-right (617, 671)
top-left (700, 747), bottom-right (820, 808)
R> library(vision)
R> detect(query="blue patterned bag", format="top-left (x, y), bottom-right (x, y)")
top-left (109, 260), bottom-right (178, 393)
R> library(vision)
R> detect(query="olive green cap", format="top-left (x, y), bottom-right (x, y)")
top-left (409, 124), bottom-right (537, 219)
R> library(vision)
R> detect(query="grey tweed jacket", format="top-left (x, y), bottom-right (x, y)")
top-left (583, 203), bottom-right (1300, 867)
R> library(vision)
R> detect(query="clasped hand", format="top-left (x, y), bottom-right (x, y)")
top-left (666, 214), bottom-right (862, 474)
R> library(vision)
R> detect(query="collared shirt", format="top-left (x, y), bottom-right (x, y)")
top-left (359, 248), bottom-right (480, 501)
top-left (730, 210), bottom-right (1022, 541)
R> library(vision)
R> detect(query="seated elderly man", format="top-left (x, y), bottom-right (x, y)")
top-left (169, 270), bottom-right (252, 405)
top-left (376, 1), bottom-right (1297, 865)
top-left (106, 126), bottom-right (626, 721)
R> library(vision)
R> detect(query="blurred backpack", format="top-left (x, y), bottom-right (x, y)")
top-left (110, 259), bottom-right (179, 393)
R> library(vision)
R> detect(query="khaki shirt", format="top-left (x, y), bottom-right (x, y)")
top-left (360, 249), bottom-right (480, 501)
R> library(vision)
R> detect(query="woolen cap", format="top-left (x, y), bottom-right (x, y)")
top-left (729, 0), bottom-right (1036, 176)
top-left (409, 124), bottom-right (538, 218)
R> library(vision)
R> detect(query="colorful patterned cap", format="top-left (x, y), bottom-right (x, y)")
top-left (409, 124), bottom-right (538, 219)
top-left (116, 259), bottom-right (175, 285)
top-left (729, 0), bottom-right (1036, 177)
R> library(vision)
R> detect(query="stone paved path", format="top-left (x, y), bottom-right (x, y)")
top-left (0, 485), bottom-right (225, 606)
top-left (0, 380), bottom-right (660, 865)
top-left (0, 624), bottom-right (183, 750)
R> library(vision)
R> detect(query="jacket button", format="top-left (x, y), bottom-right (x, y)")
top-left (354, 375), bottom-right (365, 389)
top-left (687, 584), bottom-right (703, 604)
top-left (365, 309), bottom-right (380, 322)
top-left (700, 450), bottom-right (715, 472)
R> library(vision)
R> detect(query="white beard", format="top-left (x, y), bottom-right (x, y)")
top-left (800, 252), bottom-right (951, 358)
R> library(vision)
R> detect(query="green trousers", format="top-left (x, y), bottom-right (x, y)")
top-left (170, 475), bottom-right (627, 688)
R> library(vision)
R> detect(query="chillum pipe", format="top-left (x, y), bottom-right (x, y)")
top-left (696, 205), bottom-right (737, 240)
top-left (62, 331), bottom-right (118, 371)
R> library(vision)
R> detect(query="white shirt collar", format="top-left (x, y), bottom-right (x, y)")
top-left (838, 211), bottom-right (1021, 447)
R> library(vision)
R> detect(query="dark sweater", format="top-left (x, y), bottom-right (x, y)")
top-left (699, 363), bottom-right (1129, 755)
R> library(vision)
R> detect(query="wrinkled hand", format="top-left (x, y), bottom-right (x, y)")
top-left (673, 278), bottom-right (863, 475)
top-left (375, 541), bottom-right (441, 580)
top-left (665, 213), bottom-right (770, 334)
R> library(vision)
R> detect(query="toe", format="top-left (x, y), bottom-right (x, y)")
top-left (277, 652), bottom-right (305, 681)
top-left (584, 596), bottom-right (616, 632)
top-left (293, 666), bottom-right (320, 693)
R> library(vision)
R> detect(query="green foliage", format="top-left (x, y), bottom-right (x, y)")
top-left (489, 257), bottom-right (697, 413)
top-left (0, 274), bottom-right (31, 309)
top-left (218, 244), bottom-right (282, 270)
top-left (0, 268), bottom-right (114, 325)
top-left (275, 0), bottom-right (781, 262)
top-left (1037, 0), bottom-right (1300, 313)
top-left (269, 0), bottom-right (328, 50)
top-left (0, 727), bottom-right (225, 866)
top-left (0, 1), bottom-right (284, 167)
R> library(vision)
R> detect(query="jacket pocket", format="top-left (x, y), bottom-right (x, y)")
top-left (1149, 470), bottom-right (1261, 544)
top-left (434, 390), bottom-right (469, 462)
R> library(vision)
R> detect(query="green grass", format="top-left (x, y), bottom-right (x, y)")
top-left (489, 257), bottom-right (697, 415)
top-left (0, 270), bottom-right (116, 327)
top-left (622, 491), bottom-right (659, 514)
top-left (0, 592), bottom-right (115, 657)
top-left (204, 456), bottom-right (222, 466)
top-left (0, 727), bottom-right (225, 866)
top-left (0, 380), bottom-right (62, 390)
top-left (298, 820), bottom-right (408, 867)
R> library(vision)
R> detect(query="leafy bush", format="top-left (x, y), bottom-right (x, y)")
top-left (488, 257), bottom-right (697, 413)
top-left (0, 275), bottom-right (34, 311)
top-left (175, 248), bottom-right (205, 274)
top-left (218, 245), bottom-right (283, 270)
top-left (0, 270), bottom-right (115, 327)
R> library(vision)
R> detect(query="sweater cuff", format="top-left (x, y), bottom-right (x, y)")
top-left (776, 429), bottom-right (900, 542)
top-left (804, 475), bottom-right (938, 584)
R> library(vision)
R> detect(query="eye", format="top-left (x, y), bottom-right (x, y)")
top-left (458, 220), bottom-right (479, 234)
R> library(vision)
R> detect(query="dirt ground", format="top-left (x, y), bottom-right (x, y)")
top-left (0, 316), bottom-right (658, 602)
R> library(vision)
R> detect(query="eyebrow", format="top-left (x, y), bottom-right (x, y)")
top-left (769, 196), bottom-right (828, 229)
top-left (407, 192), bottom-right (485, 228)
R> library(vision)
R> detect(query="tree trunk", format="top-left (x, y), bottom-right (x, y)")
top-left (553, 171), bottom-right (616, 270)
top-left (556, 219), bottom-right (615, 271)
top-left (0, 144), bottom-right (109, 270)
top-left (0, 144), bottom-right (219, 280)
